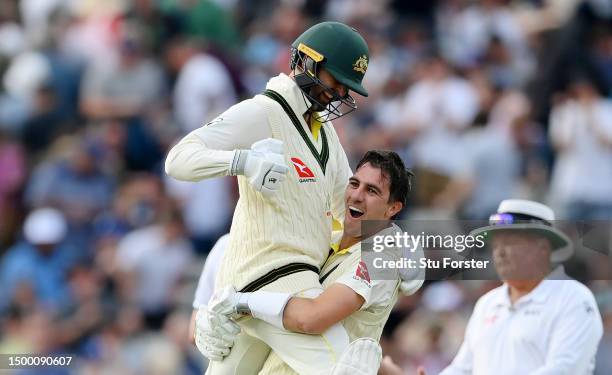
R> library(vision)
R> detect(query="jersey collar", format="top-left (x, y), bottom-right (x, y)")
top-left (496, 266), bottom-right (568, 308)
top-left (266, 73), bottom-right (312, 118)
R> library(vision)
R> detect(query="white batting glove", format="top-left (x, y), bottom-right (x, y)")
top-left (208, 286), bottom-right (248, 317)
top-left (194, 308), bottom-right (241, 361)
top-left (231, 138), bottom-right (289, 197)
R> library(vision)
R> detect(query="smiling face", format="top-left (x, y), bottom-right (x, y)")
top-left (343, 162), bottom-right (403, 239)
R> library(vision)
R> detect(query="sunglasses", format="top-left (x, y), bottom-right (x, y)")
top-left (489, 212), bottom-right (551, 227)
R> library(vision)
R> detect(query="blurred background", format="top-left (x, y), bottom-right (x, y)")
top-left (0, 0), bottom-right (611, 374)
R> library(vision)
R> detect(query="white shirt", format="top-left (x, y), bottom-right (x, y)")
top-left (192, 234), bottom-right (229, 308)
top-left (549, 99), bottom-right (612, 204)
top-left (116, 225), bottom-right (193, 312)
top-left (440, 267), bottom-right (603, 375)
top-left (173, 53), bottom-right (237, 133)
top-left (402, 77), bottom-right (479, 177)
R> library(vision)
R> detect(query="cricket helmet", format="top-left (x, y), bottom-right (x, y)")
top-left (290, 22), bottom-right (369, 120)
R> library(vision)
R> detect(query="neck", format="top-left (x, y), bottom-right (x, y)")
top-left (507, 279), bottom-right (543, 305)
top-left (303, 111), bottom-right (313, 128)
top-left (339, 235), bottom-right (360, 251)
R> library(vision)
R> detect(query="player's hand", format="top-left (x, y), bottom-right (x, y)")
top-left (232, 138), bottom-right (289, 197)
top-left (194, 308), bottom-right (240, 361)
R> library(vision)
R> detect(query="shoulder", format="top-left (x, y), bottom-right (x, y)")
top-left (208, 97), bottom-right (269, 127)
top-left (556, 279), bottom-right (598, 306)
top-left (2, 243), bottom-right (35, 266)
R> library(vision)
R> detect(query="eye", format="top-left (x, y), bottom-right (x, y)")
top-left (368, 187), bottom-right (378, 195)
top-left (349, 180), bottom-right (359, 188)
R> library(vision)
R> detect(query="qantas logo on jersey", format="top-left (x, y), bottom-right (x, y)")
top-left (291, 157), bottom-right (316, 183)
top-left (354, 260), bottom-right (371, 286)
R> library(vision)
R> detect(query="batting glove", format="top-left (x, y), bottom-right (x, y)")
top-left (194, 308), bottom-right (241, 361)
top-left (231, 138), bottom-right (289, 197)
top-left (208, 286), bottom-right (249, 317)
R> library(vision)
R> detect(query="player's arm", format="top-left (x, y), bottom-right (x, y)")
top-left (165, 99), bottom-right (268, 180)
top-left (282, 283), bottom-right (364, 334)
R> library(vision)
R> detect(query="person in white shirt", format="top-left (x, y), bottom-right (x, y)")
top-left (549, 75), bottom-right (612, 220)
top-left (199, 150), bottom-right (424, 375)
top-left (418, 199), bottom-right (604, 375)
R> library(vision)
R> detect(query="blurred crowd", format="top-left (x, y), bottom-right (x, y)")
top-left (0, 0), bottom-right (611, 374)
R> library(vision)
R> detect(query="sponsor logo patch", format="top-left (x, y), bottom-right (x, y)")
top-left (355, 260), bottom-right (371, 284)
top-left (291, 157), bottom-right (316, 182)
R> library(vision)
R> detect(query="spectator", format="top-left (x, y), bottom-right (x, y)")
top-left (79, 21), bottom-right (165, 121)
top-left (399, 56), bottom-right (479, 209)
top-left (25, 137), bottom-right (114, 249)
top-left (0, 208), bottom-right (76, 313)
top-left (115, 208), bottom-right (193, 329)
top-left (0, 130), bottom-right (25, 246)
top-left (549, 74), bottom-right (612, 219)
top-left (166, 37), bottom-right (237, 133)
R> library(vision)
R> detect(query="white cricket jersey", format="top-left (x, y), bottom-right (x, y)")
top-left (192, 234), bottom-right (229, 308)
top-left (165, 73), bottom-right (351, 292)
top-left (441, 266), bottom-right (603, 375)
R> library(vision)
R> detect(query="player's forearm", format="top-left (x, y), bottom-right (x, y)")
top-left (282, 298), bottom-right (332, 335)
top-left (283, 286), bottom-right (362, 334)
top-left (165, 132), bottom-right (236, 180)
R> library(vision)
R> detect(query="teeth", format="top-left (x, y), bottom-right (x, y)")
top-left (349, 206), bottom-right (363, 214)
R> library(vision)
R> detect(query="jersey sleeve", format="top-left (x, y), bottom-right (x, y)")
top-left (165, 99), bottom-right (271, 181)
top-left (333, 252), bottom-right (398, 310)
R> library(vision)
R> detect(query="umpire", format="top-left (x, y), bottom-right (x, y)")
top-left (421, 199), bottom-right (603, 375)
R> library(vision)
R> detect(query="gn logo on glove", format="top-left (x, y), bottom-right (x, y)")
top-left (291, 157), bottom-right (316, 183)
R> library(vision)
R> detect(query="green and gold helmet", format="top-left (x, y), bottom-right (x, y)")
top-left (291, 21), bottom-right (369, 97)
top-left (290, 21), bottom-right (369, 120)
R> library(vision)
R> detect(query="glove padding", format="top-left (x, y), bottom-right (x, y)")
top-left (194, 308), bottom-right (241, 362)
top-left (208, 286), bottom-right (242, 316)
top-left (233, 138), bottom-right (289, 197)
top-left (330, 337), bottom-right (382, 375)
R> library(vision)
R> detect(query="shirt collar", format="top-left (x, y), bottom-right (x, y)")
top-left (331, 223), bottom-right (402, 255)
top-left (265, 73), bottom-right (312, 117)
top-left (330, 233), bottom-right (360, 255)
top-left (495, 266), bottom-right (568, 307)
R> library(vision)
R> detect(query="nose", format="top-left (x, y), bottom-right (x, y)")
top-left (348, 185), bottom-right (365, 203)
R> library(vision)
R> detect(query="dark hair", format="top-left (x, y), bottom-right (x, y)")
top-left (355, 150), bottom-right (414, 211)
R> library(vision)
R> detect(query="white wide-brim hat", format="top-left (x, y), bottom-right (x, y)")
top-left (470, 199), bottom-right (573, 263)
